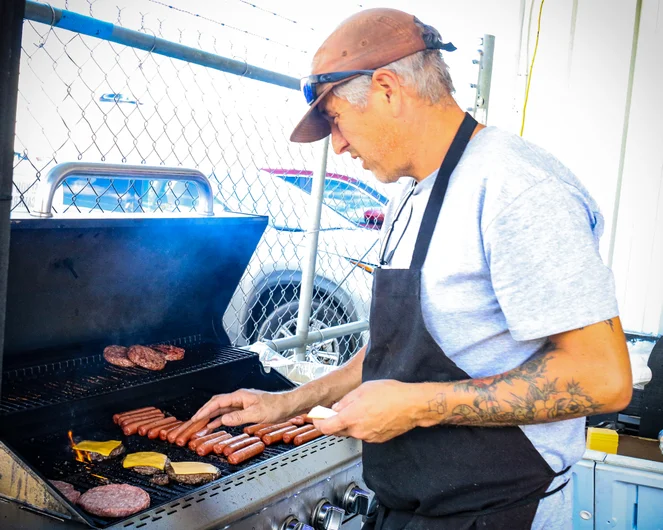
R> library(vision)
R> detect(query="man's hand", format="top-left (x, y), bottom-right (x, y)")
top-left (192, 389), bottom-right (293, 429)
top-left (313, 380), bottom-right (418, 443)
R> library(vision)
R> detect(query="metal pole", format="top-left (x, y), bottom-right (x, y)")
top-left (0, 0), bottom-right (26, 401)
top-left (23, 1), bottom-right (300, 91)
top-left (265, 320), bottom-right (369, 353)
top-left (294, 137), bottom-right (330, 361)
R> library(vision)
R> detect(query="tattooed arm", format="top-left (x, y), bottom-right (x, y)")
top-left (313, 318), bottom-right (632, 442)
top-left (415, 318), bottom-right (633, 427)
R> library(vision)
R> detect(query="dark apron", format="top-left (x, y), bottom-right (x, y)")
top-left (362, 113), bottom-right (569, 530)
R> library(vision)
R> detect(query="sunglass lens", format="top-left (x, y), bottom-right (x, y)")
top-left (302, 82), bottom-right (316, 105)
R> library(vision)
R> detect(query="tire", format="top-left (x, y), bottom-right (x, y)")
top-left (255, 299), bottom-right (356, 366)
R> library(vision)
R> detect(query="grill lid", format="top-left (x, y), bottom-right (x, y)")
top-left (3, 214), bottom-right (267, 358)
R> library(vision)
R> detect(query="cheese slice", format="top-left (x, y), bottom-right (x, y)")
top-left (170, 462), bottom-right (219, 475)
top-left (123, 452), bottom-right (168, 470)
top-left (72, 440), bottom-right (122, 456)
top-left (307, 405), bottom-right (337, 420)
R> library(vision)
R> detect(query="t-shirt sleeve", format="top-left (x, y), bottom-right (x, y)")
top-left (483, 178), bottom-right (619, 341)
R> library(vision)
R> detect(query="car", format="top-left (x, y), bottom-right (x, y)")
top-left (53, 166), bottom-right (379, 365)
top-left (265, 169), bottom-right (388, 230)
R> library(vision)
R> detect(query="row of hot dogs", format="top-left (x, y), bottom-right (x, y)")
top-left (113, 407), bottom-right (324, 465)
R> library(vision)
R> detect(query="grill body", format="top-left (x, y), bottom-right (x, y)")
top-left (0, 215), bottom-right (368, 529)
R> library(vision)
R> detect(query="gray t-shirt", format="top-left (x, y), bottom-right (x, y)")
top-left (380, 126), bottom-right (619, 529)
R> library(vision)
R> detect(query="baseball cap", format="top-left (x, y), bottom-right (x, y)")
top-left (290, 8), bottom-right (455, 143)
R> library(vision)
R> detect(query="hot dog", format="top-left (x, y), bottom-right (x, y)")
top-left (113, 406), bottom-right (158, 423)
top-left (189, 424), bottom-right (215, 441)
top-left (160, 421), bottom-right (183, 440)
top-left (223, 436), bottom-right (261, 456)
top-left (123, 414), bottom-right (166, 436)
top-left (188, 431), bottom-right (228, 451)
top-left (282, 424), bottom-right (316, 444)
top-left (294, 428), bottom-right (323, 446)
top-left (255, 422), bottom-right (293, 438)
top-left (196, 433), bottom-right (232, 456)
top-left (175, 419), bottom-right (209, 447)
top-left (167, 420), bottom-right (192, 444)
top-left (138, 416), bottom-right (177, 436)
top-left (228, 441), bottom-right (266, 465)
top-left (263, 425), bottom-right (300, 446)
top-left (288, 416), bottom-right (306, 426)
top-left (243, 423), bottom-right (274, 435)
top-left (213, 434), bottom-right (249, 455)
top-left (115, 408), bottom-right (160, 423)
top-left (119, 411), bottom-right (163, 427)
top-left (147, 418), bottom-right (179, 439)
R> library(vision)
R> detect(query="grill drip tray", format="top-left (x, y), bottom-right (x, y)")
top-left (0, 340), bottom-right (255, 415)
top-left (4, 388), bottom-right (300, 529)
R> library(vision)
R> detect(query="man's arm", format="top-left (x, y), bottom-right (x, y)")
top-left (413, 318), bottom-right (632, 427)
top-left (193, 345), bottom-right (365, 426)
top-left (314, 319), bottom-right (632, 442)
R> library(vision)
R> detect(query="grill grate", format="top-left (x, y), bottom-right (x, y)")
top-left (12, 389), bottom-right (299, 529)
top-left (0, 341), bottom-right (256, 415)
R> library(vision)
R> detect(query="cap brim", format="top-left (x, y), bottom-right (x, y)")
top-left (290, 75), bottom-right (361, 143)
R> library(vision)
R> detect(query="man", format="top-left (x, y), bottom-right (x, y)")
top-left (194, 8), bottom-right (632, 529)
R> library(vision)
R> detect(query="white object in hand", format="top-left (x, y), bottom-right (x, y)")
top-left (308, 405), bottom-right (337, 419)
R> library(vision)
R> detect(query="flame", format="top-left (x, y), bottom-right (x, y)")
top-left (91, 474), bottom-right (108, 482)
top-left (68, 431), bottom-right (91, 463)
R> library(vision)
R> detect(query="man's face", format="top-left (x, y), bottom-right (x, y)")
top-left (318, 83), bottom-right (408, 184)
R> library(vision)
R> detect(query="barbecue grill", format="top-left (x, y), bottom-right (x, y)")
top-left (0, 210), bottom-right (368, 529)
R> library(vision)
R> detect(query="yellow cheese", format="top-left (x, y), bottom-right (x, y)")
top-left (72, 440), bottom-right (122, 456)
top-left (170, 462), bottom-right (219, 475)
top-left (123, 452), bottom-right (168, 470)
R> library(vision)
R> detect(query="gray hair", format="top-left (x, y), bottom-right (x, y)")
top-left (332, 26), bottom-right (455, 108)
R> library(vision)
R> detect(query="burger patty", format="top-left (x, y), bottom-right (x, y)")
top-left (103, 345), bottom-right (135, 368)
top-left (166, 466), bottom-right (220, 485)
top-left (78, 484), bottom-right (150, 518)
top-left (127, 345), bottom-right (166, 371)
top-left (87, 444), bottom-right (126, 462)
top-left (150, 474), bottom-right (170, 486)
top-left (130, 457), bottom-right (171, 476)
top-left (51, 480), bottom-right (81, 504)
top-left (150, 344), bottom-right (185, 361)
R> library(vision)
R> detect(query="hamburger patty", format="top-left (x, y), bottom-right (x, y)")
top-left (150, 474), bottom-right (170, 486)
top-left (150, 344), bottom-right (185, 361)
top-left (50, 480), bottom-right (81, 504)
top-left (166, 466), bottom-right (220, 485)
top-left (127, 345), bottom-right (166, 371)
top-left (87, 444), bottom-right (126, 462)
top-left (78, 484), bottom-right (150, 518)
top-left (103, 345), bottom-right (135, 368)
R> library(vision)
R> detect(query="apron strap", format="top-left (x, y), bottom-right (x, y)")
top-left (410, 112), bottom-right (478, 270)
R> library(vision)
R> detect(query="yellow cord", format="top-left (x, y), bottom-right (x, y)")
top-left (520, 0), bottom-right (545, 136)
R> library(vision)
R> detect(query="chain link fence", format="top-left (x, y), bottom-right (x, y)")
top-left (13, 0), bottom-right (385, 365)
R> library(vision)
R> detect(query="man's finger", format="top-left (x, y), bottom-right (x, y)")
top-left (220, 407), bottom-right (261, 427)
top-left (313, 413), bottom-right (347, 435)
top-left (192, 392), bottom-right (244, 421)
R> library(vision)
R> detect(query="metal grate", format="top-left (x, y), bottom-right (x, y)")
top-left (13, 389), bottom-right (301, 529)
top-left (0, 341), bottom-right (256, 415)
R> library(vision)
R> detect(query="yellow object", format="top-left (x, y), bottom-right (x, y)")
top-left (586, 427), bottom-right (619, 454)
top-left (123, 452), bottom-right (168, 470)
top-left (170, 462), bottom-right (219, 475)
top-left (72, 440), bottom-right (122, 456)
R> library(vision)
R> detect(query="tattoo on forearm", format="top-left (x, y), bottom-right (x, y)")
top-left (437, 341), bottom-right (602, 426)
top-left (427, 393), bottom-right (447, 414)
top-left (605, 319), bottom-right (614, 332)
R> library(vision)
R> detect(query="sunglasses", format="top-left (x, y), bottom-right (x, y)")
top-left (300, 70), bottom-right (376, 105)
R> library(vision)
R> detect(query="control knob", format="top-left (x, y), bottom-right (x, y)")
top-left (280, 515), bottom-right (314, 530)
top-left (312, 499), bottom-right (345, 530)
top-left (342, 483), bottom-right (371, 516)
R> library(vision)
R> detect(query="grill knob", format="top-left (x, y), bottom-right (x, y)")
top-left (312, 499), bottom-right (345, 530)
top-left (342, 482), bottom-right (371, 515)
top-left (280, 515), bottom-right (314, 530)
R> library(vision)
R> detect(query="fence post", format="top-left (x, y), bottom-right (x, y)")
top-left (294, 137), bottom-right (330, 361)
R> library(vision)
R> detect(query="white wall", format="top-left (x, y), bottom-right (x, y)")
top-left (516, 0), bottom-right (662, 335)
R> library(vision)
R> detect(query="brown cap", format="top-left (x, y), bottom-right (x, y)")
top-left (290, 8), bottom-right (453, 143)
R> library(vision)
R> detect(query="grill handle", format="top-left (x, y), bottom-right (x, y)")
top-left (30, 162), bottom-right (215, 218)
